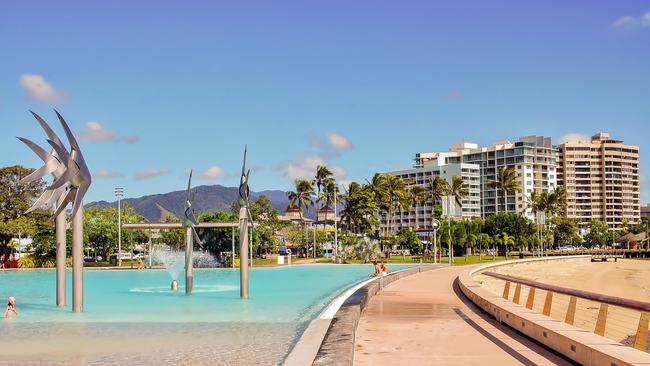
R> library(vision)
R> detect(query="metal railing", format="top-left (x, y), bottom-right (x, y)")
top-left (483, 271), bottom-right (650, 352)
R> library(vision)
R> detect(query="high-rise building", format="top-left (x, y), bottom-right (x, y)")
top-left (380, 136), bottom-right (559, 234)
top-left (415, 136), bottom-right (558, 220)
top-left (558, 133), bottom-right (640, 229)
top-left (381, 160), bottom-right (481, 233)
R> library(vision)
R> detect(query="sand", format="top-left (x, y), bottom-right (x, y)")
top-left (475, 258), bottom-right (650, 351)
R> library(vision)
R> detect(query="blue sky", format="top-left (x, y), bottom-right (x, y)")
top-left (1, 0), bottom-right (649, 203)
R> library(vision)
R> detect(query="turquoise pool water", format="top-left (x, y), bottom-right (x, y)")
top-left (0, 265), bottom-right (412, 365)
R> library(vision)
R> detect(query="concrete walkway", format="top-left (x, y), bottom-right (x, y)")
top-left (354, 265), bottom-right (572, 365)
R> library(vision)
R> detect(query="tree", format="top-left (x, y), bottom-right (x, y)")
top-left (477, 233), bottom-right (491, 260)
top-left (394, 228), bottom-right (421, 255)
top-left (286, 179), bottom-right (314, 257)
top-left (197, 211), bottom-right (238, 257)
top-left (584, 220), bottom-right (611, 248)
top-left (444, 176), bottom-right (468, 263)
top-left (314, 166), bottom-right (334, 254)
top-left (550, 216), bottom-right (581, 248)
top-left (405, 185), bottom-right (429, 231)
top-left (466, 233), bottom-right (478, 261)
top-left (489, 167), bottom-right (520, 214)
top-left (0, 165), bottom-right (48, 253)
top-left (84, 204), bottom-right (148, 259)
top-left (340, 182), bottom-right (379, 235)
top-left (383, 175), bottom-right (407, 237)
top-left (498, 232), bottom-right (515, 258)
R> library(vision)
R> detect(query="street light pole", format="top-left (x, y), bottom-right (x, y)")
top-left (115, 187), bottom-right (124, 267)
top-left (334, 185), bottom-right (338, 261)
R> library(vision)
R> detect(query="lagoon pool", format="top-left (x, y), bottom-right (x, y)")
top-left (0, 264), bottom-right (412, 365)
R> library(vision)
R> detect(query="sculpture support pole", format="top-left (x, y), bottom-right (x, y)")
top-left (55, 206), bottom-right (66, 307)
top-left (72, 204), bottom-right (84, 313)
top-left (239, 206), bottom-right (249, 299)
top-left (185, 228), bottom-right (193, 295)
top-left (231, 227), bottom-right (235, 269)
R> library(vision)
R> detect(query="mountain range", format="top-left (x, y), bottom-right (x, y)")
top-left (87, 185), bottom-right (306, 222)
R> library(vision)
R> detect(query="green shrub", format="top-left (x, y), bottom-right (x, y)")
top-left (19, 255), bottom-right (73, 268)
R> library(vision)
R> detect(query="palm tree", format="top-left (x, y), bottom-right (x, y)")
top-left (477, 233), bottom-right (491, 261)
top-left (499, 232), bottom-right (515, 259)
top-left (384, 175), bottom-right (407, 236)
top-left (466, 233), bottom-right (478, 262)
top-left (286, 179), bottom-right (314, 257)
top-left (367, 173), bottom-right (388, 237)
top-left (489, 167), bottom-right (520, 214)
top-left (445, 176), bottom-right (469, 264)
top-left (492, 233), bottom-right (502, 260)
top-left (405, 185), bottom-right (429, 232)
top-left (314, 166), bottom-right (333, 259)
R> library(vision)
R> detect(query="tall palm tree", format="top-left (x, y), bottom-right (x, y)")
top-left (445, 176), bottom-right (469, 263)
top-left (367, 173), bottom-right (388, 237)
top-left (427, 175), bottom-right (449, 259)
top-left (406, 185), bottom-right (429, 232)
top-left (489, 167), bottom-right (520, 214)
top-left (286, 179), bottom-right (314, 257)
top-left (384, 175), bottom-right (407, 236)
top-left (313, 166), bottom-right (333, 259)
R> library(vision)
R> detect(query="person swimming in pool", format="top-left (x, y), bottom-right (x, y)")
top-left (3, 296), bottom-right (18, 318)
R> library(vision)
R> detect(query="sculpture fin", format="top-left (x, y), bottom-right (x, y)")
top-left (31, 110), bottom-right (65, 149)
top-left (55, 110), bottom-right (81, 152)
top-left (25, 189), bottom-right (55, 214)
top-left (70, 184), bottom-right (89, 218)
top-left (51, 187), bottom-right (76, 219)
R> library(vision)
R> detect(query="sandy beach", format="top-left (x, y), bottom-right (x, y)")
top-left (475, 258), bottom-right (650, 351)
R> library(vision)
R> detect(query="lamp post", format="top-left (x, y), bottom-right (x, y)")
top-left (431, 219), bottom-right (440, 264)
top-left (334, 184), bottom-right (338, 261)
top-left (115, 187), bottom-right (124, 267)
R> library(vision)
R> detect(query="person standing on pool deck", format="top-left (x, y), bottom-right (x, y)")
top-left (4, 297), bottom-right (18, 318)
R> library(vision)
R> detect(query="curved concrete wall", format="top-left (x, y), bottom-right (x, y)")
top-left (458, 256), bottom-right (650, 366)
top-left (312, 265), bottom-right (442, 366)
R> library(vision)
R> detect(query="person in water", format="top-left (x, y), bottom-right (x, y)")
top-left (4, 297), bottom-right (17, 318)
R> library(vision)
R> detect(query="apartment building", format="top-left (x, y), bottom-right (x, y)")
top-left (381, 160), bottom-right (481, 233)
top-left (415, 136), bottom-right (558, 220)
top-left (558, 132), bottom-right (640, 229)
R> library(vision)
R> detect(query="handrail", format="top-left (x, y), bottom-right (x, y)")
top-left (482, 271), bottom-right (650, 312)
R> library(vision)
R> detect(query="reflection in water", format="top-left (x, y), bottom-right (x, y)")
top-left (130, 284), bottom-right (238, 294)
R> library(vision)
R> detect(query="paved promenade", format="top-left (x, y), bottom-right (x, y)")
top-left (354, 265), bottom-right (572, 365)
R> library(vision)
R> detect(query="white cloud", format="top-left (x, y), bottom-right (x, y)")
top-left (558, 133), bottom-right (589, 144)
top-left (613, 16), bottom-right (639, 29)
top-left (77, 121), bottom-right (139, 144)
top-left (447, 89), bottom-right (464, 100)
top-left (94, 170), bottom-right (122, 179)
top-left (612, 11), bottom-right (650, 30)
top-left (328, 133), bottom-right (353, 151)
top-left (79, 121), bottom-right (115, 142)
top-left (308, 132), bottom-right (354, 157)
top-left (19, 74), bottom-right (65, 104)
top-left (135, 168), bottom-right (171, 180)
top-left (199, 166), bottom-right (226, 180)
top-left (285, 155), bottom-right (347, 182)
top-left (643, 12), bottom-right (650, 27)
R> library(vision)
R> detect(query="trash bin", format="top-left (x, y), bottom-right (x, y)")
top-left (109, 254), bottom-right (118, 266)
top-left (519, 252), bottom-right (524, 259)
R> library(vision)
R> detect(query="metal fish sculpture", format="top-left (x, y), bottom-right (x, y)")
top-left (17, 110), bottom-right (91, 219)
top-left (183, 170), bottom-right (203, 245)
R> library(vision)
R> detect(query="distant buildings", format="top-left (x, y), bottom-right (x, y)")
top-left (382, 159), bottom-right (481, 232)
top-left (558, 133), bottom-right (640, 230)
top-left (642, 203), bottom-right (650, 221)
top-left (381, 133), bottom-right (641, 233)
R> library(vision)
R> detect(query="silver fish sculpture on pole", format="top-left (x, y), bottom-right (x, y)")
top-left (17, 110), bottom-right (92, 313)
